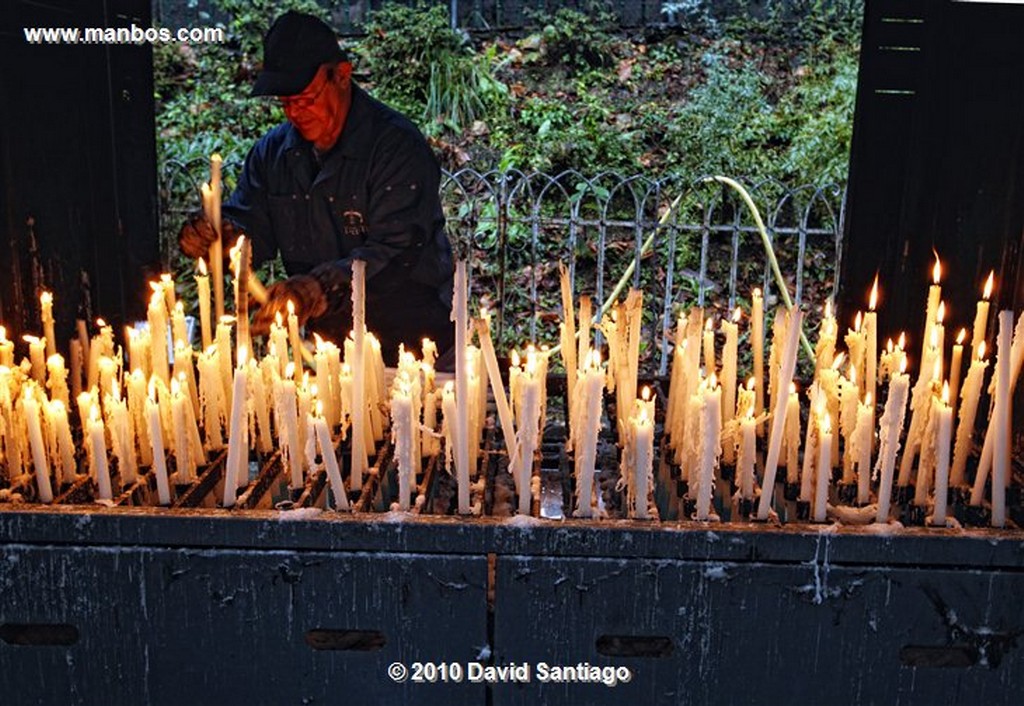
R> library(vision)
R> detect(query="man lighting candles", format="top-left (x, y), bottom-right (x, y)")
top-left (177, 11), bottom-right (454, 364)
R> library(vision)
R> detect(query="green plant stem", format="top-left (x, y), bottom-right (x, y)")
top-left (707, 175), bottom-right (814, 361)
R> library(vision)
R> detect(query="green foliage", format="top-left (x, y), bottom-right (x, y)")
top-left (527, 5), bottom-right (621, 71)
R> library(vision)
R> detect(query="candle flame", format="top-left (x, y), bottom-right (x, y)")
top-left (930, 325), bottom-right (939, 350)
top-left (286, 299), bottom-right (296, 316)
top-left (832, 352), bottom-right (846, 370)
top-left (237, 345), bottom-right (248, 368)
top-left (22, 334), bottom-right (40, 344)
top-left (732, 306), bottom-right (742, 323)
top-left (899, 356), bottom-right (908, 375)
top-left (641, 385), bottom-right (651, 402)
top-left (898, 332), bottom-right (906, 350)
top-left (824, 299), bottom-right (833, 319)
top-left (753, 287), bottom-right (762, 298)
top-left (285, 362), bottom-right (295, 379)
top-left (170, 376), bottom-right (180, 396)
top-left (589, 348), bottom-right (602, 368)
top-left (443, 380), bottom-right (454, 394)
top-left (198, 258), bottom-right (208, 276)
top-left (821, 413), bottom-right (832, 435)
top-left (886, 338), bottom-right (894, 353)
top-left (315, 400), bottom-right (324, 418)
top-left (40, 291), bottom-right (52, 306)
top-left (149, 281), bottom-right (162, 294)
top-left (849, 364), bottom-right (857, 386)
top-left (310, 382), bottom-right (318, 398)
top-left (984, 271), bottom-right (994, 300)
top-left (480, 306), bottom-right (489, 320)
top-left (148, 377), bottom-right (157, 400)
top-left (708, 372), bottom-right (718, 388)
top-left (0, 325), bottom-right (5, 342)
top-left (97, 318), bottom-right (108, 329)
top-left (865, 393), bottom-right (872, 406)
top-left (313, 332), bottom-right (325, 351)
top-left (956, 328), bottom-right (967, 346)
top-left (90, 402), bottom-right (101, 424)
top-left (750, 377), bottom-right (758, 391)
top-left (511, 349), bottom-right (521, 367)
top-left (979, 341), bottom-right (987, 361)
top-left (869, 275), bottom-right (879, 311)
top-left (273, 311), bottom-right (283, 329)
top-left (341, 363), bottom-right (351, 376)
top-left (932, 251), bottom-right (942, 284)
top-left (936, 301), bottom-right (945, 324)
top-left (942, 381), bottom-right (950, 405)
top-left (854, 311), bottom-right (862, 332)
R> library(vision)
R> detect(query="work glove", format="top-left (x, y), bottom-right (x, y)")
top-left (177, 210), bottom-right (240, 260)
top-left (250, 275), bottom-right (328, 337)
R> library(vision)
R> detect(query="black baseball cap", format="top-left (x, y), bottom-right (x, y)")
top-left (252, 11), bottom-right (347, 97)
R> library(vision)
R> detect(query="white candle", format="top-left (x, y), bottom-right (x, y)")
top-left (46, 353), bottom-right (70, 409)
top-left (865, 276), bottom-right (879, 408)
top-left (170, 377), bottom-right (194, 483)
top-left (574, 350), bottom-right (604, 518)
top-left (702, 316), bottom-right (715, 377)
top-left (313, 402), bottom-right (349, 511)
top-left (171, 301), bottom-right (188, 352)
top-left (815, 299), bottom-right (837, 378)
top-left (276, 369), bottom-right (303, 489)
top-left (205, 152), bottom-right (225, 321)
top-left (476, 310), bottom-right (516, 452)
top-left (40, 291), bottom-right (56, 359)
top-left (146, 390), bottom-right (171, 505)
top-left (971, 271), bottom-right (994, 364)
top-left (25, 335), bottom-right (46, 384)
top-left (950, 343), bottom-right (988, 487)
top-left (452, 260), bottom-right (471, 514)
top-left (991, 310), bottom-right (1012, 528)
top-left (931, 383), bottom-right (953, 526)
top-left (948, 328), bottom-right (966, 427)
top-left (814, 413), bottom-right (833, 522)
top-left (854, 394), bottom-right (873, 505)
top-left (0, 327), bottom-right (13, 368)
top-left (350, 261), bottom-right (368, 492)
top-left (89, 403), bottom-right (112, 501)
top-left (223, 346), bottom-right (250, 508)
top-left (632, 388), bottom-right (655, 519)
top-left (391, 373), bottom-right (415, 511)
top-left (196, 258), bottom-right (213, 350)
top-left (216, 316), bottom-right (234, 414)
top-left (737, 404), bottom-right (756, 501)
top-left (69, 339), bottom-right (83, 400)
top-left (721, 307), bottom-right (740, 433)
top-left (876, 361), bottom-right (910, 523)
top-left (752, 289), bottom-right (765, 428)
top-left (920, 255), bottom-right (942, 369)
top-left (559, 263), bottom-right (577, 420)
top-left (197, 346), bottom-right (226, 450)
top-left (696, 374), bottom-right (722, 521)
top-left (784, 382), bottom-right (800, 483)
top-left (516, 352), bottom-right (542, 516)
top-left (23, 388), bottom-right (53, 503)
top-left (756, 309), bottom-right (803, 520)
top-left (48, 399), bottom-right (77, 485)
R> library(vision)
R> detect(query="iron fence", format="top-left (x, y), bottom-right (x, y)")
top-left (159, 160), bottom-right (845, 374)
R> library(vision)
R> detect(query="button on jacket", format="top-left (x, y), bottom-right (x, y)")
top-left (223, 84), bottom-right (454, 346)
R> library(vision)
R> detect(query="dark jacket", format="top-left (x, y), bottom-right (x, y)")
top-left (223, 84), bottom-right (454, 345)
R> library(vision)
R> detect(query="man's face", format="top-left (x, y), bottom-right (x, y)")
top-left (281, 63), bottom-right (352, 149)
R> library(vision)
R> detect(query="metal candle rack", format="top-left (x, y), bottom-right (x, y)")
top-left (2, 372), bottom-right (1023, 706)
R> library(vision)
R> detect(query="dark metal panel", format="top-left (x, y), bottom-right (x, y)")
top-left (493, 555), bottom-right (1024, 706)
top-left (0, 545), bottom-right (488, 706)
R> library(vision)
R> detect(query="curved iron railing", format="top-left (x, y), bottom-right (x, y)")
top-left (159, 160), bottom-right (846, 374)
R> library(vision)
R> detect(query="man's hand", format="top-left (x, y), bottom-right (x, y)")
top-left (177, 211), bottom-right (239, 260)
top-left (251, 275), bottom-right (328, 337)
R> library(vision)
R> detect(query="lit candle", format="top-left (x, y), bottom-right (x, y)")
top-left (107, 387), bottom-right (138, 486)
top-left (148, 285), bottom-right (170, 384)
top-left (23, 387), bottom-right (53, 503)
top-left (702, 316), bottom-right (715, 378)
top-left (865, 276), bottom-right (879, 410)
top-left (737, 401), bottom-right (756, 502)
top-left (0, 326), bottom-right (14, 367)
top-left (559, 263), bottom-right (577, 421)
top-left (204, 152), bottom-right (225, 320)
top-left (170, 376), bottom-right (195, 483)
top-left (756, 310), bottom-right (803, 520)
top-left (844, 311), bottom-right (865, 397)
top-left (784, 381), bottom-right (800, 484)
top-left (920, 253), bottom-right (942, 368)
top-left (40, 291), bottom-right (56, 359)
top-left (800, 388), bottom-right (822, 505)
top-left (575, 350), bottom-right (604, 518)
top-left (24, 335), bottom-right (46, 384)
top-left (269, 313), bottom-right (289, 378)
top-left (126, 369), bottom-right (151, 467)
top-left (577, 295), bottom-right (592, 377)
top-left (249, 356), bottom-right (273, 454)
top-left (171, 301), bottom-right (188, 352)
top-left (275, 364), bottom-right (303, 489)
top-left (815, 299), bottom-right (838, 377)
top-left (752, 288), bottom-right (764, 428)
top-left (516, 350), bottom-right (542, 515)
top-left (990, 310), bottom-right (1012, 528)
top-left (950, 343), bottom-right (988, 487)
top-left (216, 316), bottom-right (234, 413)
top-left (931, 383), bottom-right (953, 526)
top-left (696, 373), bottom-right (722, 521)
top-left (197, 346), bottom-right (225, 450)
top-left (971, 271), bottom-right (994, 364)
top-left (814, 413), bottom-right (833, 522)
top-left (840, 365), bottom-right (859, 483)
top-left (876, 359), bottom-right (910, 523)
top-left (196, 258), bottom-right (213, 350)
top-left (452, 260), bottom-right (471, 514)
top-left (223, 346), bottom-right (250, 508)
top-left (350, 261), bottom-right (368, 492)
top-left (631, 387), bottom-right (655, 520)
top-left (46, 353), bottom-right (70, 409)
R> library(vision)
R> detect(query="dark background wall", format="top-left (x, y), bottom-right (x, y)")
top-left (842, 0), bottom-right (1024, 344)
top-left (0, 0), bottom-right (158, 344)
